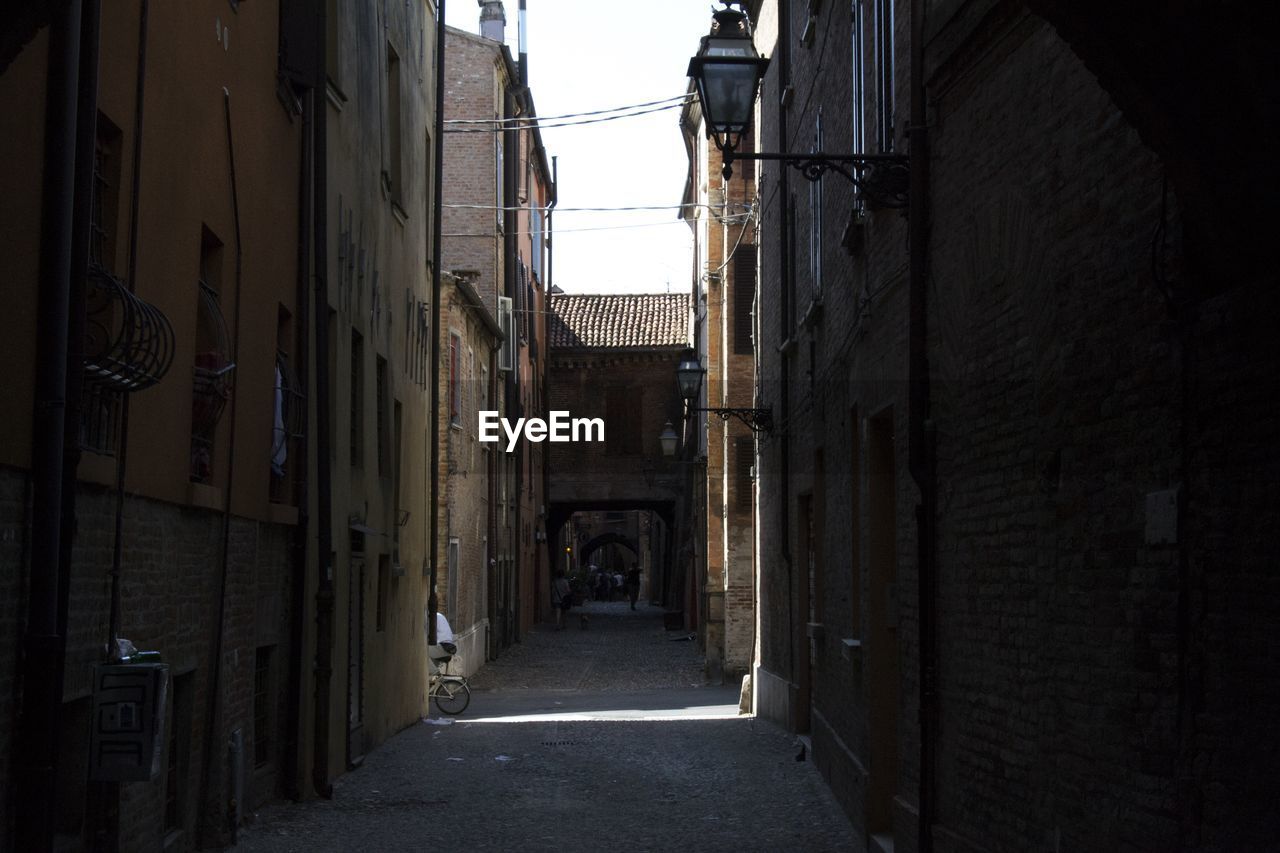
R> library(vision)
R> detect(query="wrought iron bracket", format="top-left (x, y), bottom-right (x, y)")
top-left (723, 150), bottom-right (910, 209)
top-left (692, 406), bottom-right (774, 435)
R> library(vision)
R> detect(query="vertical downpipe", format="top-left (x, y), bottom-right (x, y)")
top-left (907, 0), bottom-right (936, 848)
top-left (776, 0), bottom-right (795, 714)
top-left (284, 82), bottom-right (314, 803)
top-left (17, 1), bottom-right (82, 848)
top-left (312, 0), bottom-right (336, 799)
top-left (428, 0), bottom-right (447, 646)
top-left (197, 88), bottom-right (246, 846)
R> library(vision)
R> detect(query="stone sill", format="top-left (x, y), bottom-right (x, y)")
top-left (266, 502), bottom-right (298, 526)
top-left (187, 481), bottom-right (223, 511)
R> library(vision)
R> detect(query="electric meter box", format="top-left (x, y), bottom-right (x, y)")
top-left (89, 662), bottom-right (169, 782)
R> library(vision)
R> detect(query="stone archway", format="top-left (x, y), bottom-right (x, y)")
top-left (579, 531), bottom-right (640, 567)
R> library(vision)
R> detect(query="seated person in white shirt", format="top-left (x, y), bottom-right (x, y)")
top-left (426, 609), bottom-right (458, 672)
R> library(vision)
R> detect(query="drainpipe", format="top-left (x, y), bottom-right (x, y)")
top-left (428, 0), bottom-right (447, 647)
top-left (284, 82), bottom-right (314, 803)
top-left (539, 156), bottom-right (556, 621)
top-left (311, 0), bottom-right (336, 798)
top-left (68, 1), bottom-right (103, 845)
top-left (16, 2), bottom-right (82, 847)
top-left (907, 0), bottom-right (936, 849)
top-left (776, 0), bottom-right (795, 714)
top-left (197, 87), bottom-right (247, 847)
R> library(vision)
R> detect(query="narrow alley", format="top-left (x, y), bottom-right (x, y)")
top-left (233, 603), bottom-right (855, 852)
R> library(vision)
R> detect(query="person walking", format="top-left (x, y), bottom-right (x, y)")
top-left (551, 570), bottom-right (573, 630)
top-left (626, 564), bottom-right (641, 610)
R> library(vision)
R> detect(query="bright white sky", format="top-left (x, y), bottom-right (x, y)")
top-left (444, 1), bottom-right (710, 295)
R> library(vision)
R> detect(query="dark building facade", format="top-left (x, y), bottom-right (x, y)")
top-left (747, 1), bottom-right (1279, 851)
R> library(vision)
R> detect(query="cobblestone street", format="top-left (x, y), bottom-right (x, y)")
top-left (233, 602), bottom-right (857, 852)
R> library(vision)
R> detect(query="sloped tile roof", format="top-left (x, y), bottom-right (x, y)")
top-left (549, 293), bottom-right (691, 350)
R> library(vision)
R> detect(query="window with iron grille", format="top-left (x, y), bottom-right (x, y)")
top-left (191, 229), bottom-right (233, 484)
top-left (253, 647), bottom-right (272, 768)
top-left (350, 330), bottom-right (363, 467)
top-left (733, 246), bottom-right (756, 355)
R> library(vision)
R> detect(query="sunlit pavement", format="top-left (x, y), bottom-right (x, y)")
top-left (233, 602), bottom-right (858, 853)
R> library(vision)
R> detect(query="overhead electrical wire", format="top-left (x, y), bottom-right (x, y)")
top-left (444, 201), bottom-right (756, 213)
top-left (443, 99), bottom-right (691, 133)
top-left (444, 93), bottom-right (691, 125)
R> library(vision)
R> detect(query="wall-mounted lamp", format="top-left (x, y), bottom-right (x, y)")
top-left (676, 358), bottom-right (773, 435)
top-left (688, 2), bottom-right (908, 208)
top-left (659, 421), bottom-right (679, 457)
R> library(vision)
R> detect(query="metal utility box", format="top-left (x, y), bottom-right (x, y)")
top-left (89, 663), bottom-right (169, 782)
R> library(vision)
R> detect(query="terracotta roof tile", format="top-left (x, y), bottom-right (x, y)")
top-left (548, 293), bottom-right (691, 350)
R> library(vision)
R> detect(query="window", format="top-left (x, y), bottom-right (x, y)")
top-left (495, 135), bottom-right (504, 230)
top-left (376, 555), bottom-right (390, 632)
top-left (191, 228), bottom-right (233, 484)
top-left (449, 332), bottom-right (462, 426)
top-left (733, 245), bottom-right (756, 355)
top-left (350, 330), bottom-right (363, 467)
top-left (90, 112), bottom-right (121, 272)
top-left (376, 355), bottom-right (389, 475)
top-left (385, 43), bottom-right (402, 203)
top-left (531, 207), bottom-right (544, 282)
top-left (424, 131), bottom-right (434, 266)
top-left (498, 297), bottom-right (514, 371)
top-left (253, 647), bottom-right (273, 768)
top-left (466, 348), bottom-right (475, 435)
top-left (480, 365), bottom-right (490, 450)
top-left (873, 0), bottom-right (895, 152)
top-left (851, 0), bottom-right (867, 154)
top-left (271, 306), bottom-right (303, 504)
top-left (447, 538), bottom-right (460, 620)
top-left (735, 436), bottom-right (754, 512)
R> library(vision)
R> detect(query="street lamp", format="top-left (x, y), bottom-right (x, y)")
top-left (659, 421), bottom-right (679, 457)
top-left (676, 358), bottom-right (773, 435)
top-left (687, 2), bottom-right (909, 207)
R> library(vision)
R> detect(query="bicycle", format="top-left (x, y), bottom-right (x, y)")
top-left (428, 644), bottom-right (471, 715)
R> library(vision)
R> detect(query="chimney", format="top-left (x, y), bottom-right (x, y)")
top-left (479, 0), bottom-right (506, 43)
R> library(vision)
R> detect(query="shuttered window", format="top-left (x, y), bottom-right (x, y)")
top-left (733, 245), bottom-right (756, 355)
top-left (735, 436), bottom-right (754, 512)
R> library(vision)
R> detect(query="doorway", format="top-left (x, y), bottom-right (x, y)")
top-left (867, 408), bottom-right (898, 836)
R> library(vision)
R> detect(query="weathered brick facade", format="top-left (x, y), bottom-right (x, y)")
top-left (751, 0), bottom-right (1280, 850)
top-left (682, 85), bottom-right (761, 681)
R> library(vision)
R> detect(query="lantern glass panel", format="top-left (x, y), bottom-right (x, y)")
top-left (698, 61), bottom-right (759, 133)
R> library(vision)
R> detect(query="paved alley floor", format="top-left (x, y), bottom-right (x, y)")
top-left (233, 601), bottom-right (857, 853)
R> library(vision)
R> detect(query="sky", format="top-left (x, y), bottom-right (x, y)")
top-left (444, 1), bottom-right (712, 295)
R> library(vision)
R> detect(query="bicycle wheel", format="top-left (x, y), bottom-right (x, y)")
top-left (434, 677), bottom-right (471, 715)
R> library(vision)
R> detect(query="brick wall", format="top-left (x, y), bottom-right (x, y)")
top-left (0, 467), bottom-right (294, 850)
